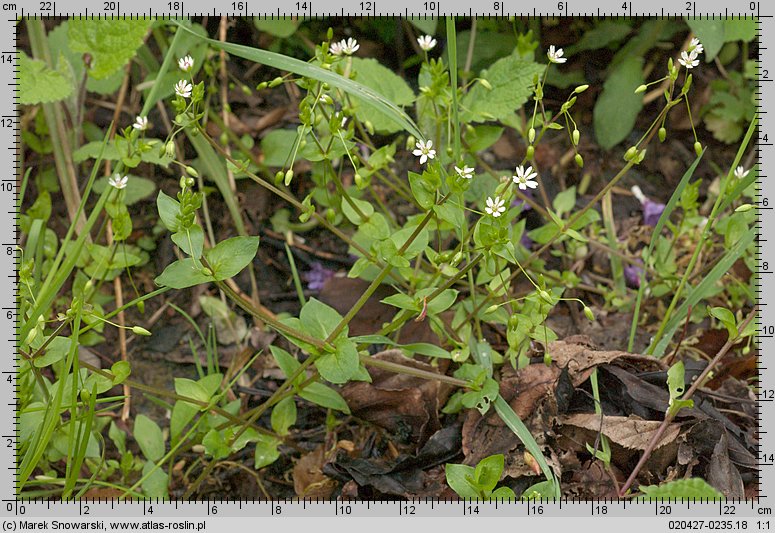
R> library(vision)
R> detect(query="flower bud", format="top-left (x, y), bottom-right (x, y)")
top-left (452, 251), bottom-right (463, 264)
top-left (201, 267), bottom-right (213, 276)
top-left (485, 304), bottom-right (499, 314)
top-left (326, 208), bottom-right (336, 223)
top-left (136, 301), bottom-right (145, 314)
top-left (694, 141), bottom-right (703, 157)
top-left (583, 306), bottom-right (595, 321)
top-left (624, 146), bottom-right (638, 161)
top-left (508, 314), bottom-right (519, 329)
top-left (284, 169), bottom-right (294, 186)
top-left (479, 78), bottom-right (492, 90)
top-left (658, 127), bottom-right (667, 142)
top-left (538, 290), bottom-right (553, 304)
top-left (131, 326), bottom-right (152, 336)
top-left (574, 153), bottom-right (584, 168)
top-left (268, 76), bottom-right (284, 88)
top-left (80, 389), bottom-right (91, 403)
top-left (635, 84), bottom-right (647, 94)
top-left (274, 171), bottom-right (284, 185)
top-left (528, 127), bottom-right (536, 144)
top-left (165, 141), bottom-right (176, 159)
top-left (526, 145), bottom-right (535, 160)
top-left (185, 166), bottom-right (198, 177)
top-left (574, 84), bottom-right (589, 94)
top-left (354, 172), bottom-right (364, 188)
top-left (735, 203), bottom-right (754, 213)
top-left (572, 129), bottom-right (580, 145)
top-left (256, 81), bottom-right (268, 91)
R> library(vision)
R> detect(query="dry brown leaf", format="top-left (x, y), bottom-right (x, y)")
top-left (547, 339), bottom-right (664, 385)
top-left (293, 445), bottom-right (338, 499)
top-left (560, 413), bottom-right (680, 450)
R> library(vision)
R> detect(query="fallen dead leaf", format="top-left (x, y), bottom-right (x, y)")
top-left (559, 413), bottom-right (680, 451)
top-left (293, 444), bottom-right (338, 499)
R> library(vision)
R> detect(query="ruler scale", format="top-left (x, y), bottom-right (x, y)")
top-left (7, 1), bottom-right (770, 529)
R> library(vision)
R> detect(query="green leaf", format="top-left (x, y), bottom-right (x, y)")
top-left (638, 478), bottom-right (723, 499)
top-left (708, 306), bottom-right (738, 338)
top-left (74, 139), bottom-right (173, 169)
top-left (260, 129), bottom-right (301, 167)
top-left (445, 463), bottom-right (480, 498)
top-left (172, 225), bottom-right (204, 259)
top-left (408, 171), bottom-right (439, 210)
top-left (666, 361), bottom-right (694, 416)
top-left (207, 236), bottom-right (260, 280)
top-left (134, 415), bottom-right (164, 462)
top-left (202, 429), bottom-right (231, 460)
top-left (593, 56), bottom-right (644, 149)
top-left (254, 17), bottom-right (299, 38)
top-left (270, 397), bottom-right (297, 436)
top-left (110, 361), bottom-right (131, 385)
top-left (33, 335), bottom-right (71, 368)
top-left (474, 454), bottom-right (504, 493)
top-left (407, 17), bottom-right (438, 36)
top-left (317, 337), bottom-right (360, 384)
top-left (141, 461), bottom-right (169, 498)
top-left (68, 19), bottom-right (152, 79)
top-left (686, 18), bottom-right (725, 61)
top-left (552, 186), bottom-right (577, 217)
top-left (464, 125), bottom-right (504, 152)
top-left (154, 258), bottom-right (213, 289)
top-left (567, 21), bottom-right (632, 55)
top-left (19, 51), bottom-right (73, 105)
top-left (94, 176), bottom-right (156, 206)
top-left (269, 345), bottom-right (302, 382)
top-left (724, 19), bottom-right (757, 43)
top-left (174, 378), bottom-right (211, 407)
top-left (521, 480), bottom-right (558, 500)
top-left (157, 191), bottom-right (182, 233)
top-left (381, 292), bottom-right (418, 311)
top-left (349, 57), bottom-right (415, 134)
top-left (341, 196), bottom-right (374, 225)
top-left (460, 55), bottom-right (544, 123)
top-left (254, 434), bottom-right (281, 469)
top-left (299, 382), bottom-right (351, 414)
top-left (490, 486), bottom-right (517, 500)
top-left (300, 298), bottom-right (343, 339)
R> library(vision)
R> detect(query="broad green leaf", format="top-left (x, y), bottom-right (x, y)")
top-left (174, 378), bottom-right (211, 406)
top-left (521, 480), bottom-right (558, 500)
top-left (464, 125), bottom-right (504, 152)
top-left (341, 196), bottom-right (374, 225)
top-left (93, 176), bottom-right (156, 206)
top-left (553, 186), bottom-right (577, 217)
top-left (19, 51), bottom-right (73, 105)
top-left (316, 336), bottom-right (360, 384)
top-left (349, 57), bottom-right (415, 134)
top-left (724, 19), bottom-right (757, 43)
top-left (154, 258), bottom-right (212, 289)
top-left (407, 17), bottom-right (437, 36)
top-left (110, 360), bottom-right (131, 385)
top-left (666, 361), bottom-right (694, 416)
top-left (270, 397), bottom-right (297, 436)
top-left (299, 298), bottom-right (343, 339)
top-left (141, 461), bottom-right (169, 498)
top-left (474, 454), bottom-right (504, 493)
top-left (254, 434), bottom-right (281, 469)
top-left (460, 55), bottom-right (544, 123)
top-left (134, 414), bottom-right (164, 462)
top-left (426, 288), bottom-right (458, 315)
top-left (593, 56), bottom-right (644, 149)
top-left (686, 18), bottom-right (725, 61)
top-left (170, 401), bottom-right (198, 443)
top-left (156, 191), bottom-right (181, 233)
top-left (638, 478), bottom-right (723, 499)
top-left (172, 224), bottom-right (204, 259)
top-left (491, 486), bottom-right (517, 500)
top-left (408, 171), bottom-right (438, 210)
top-left (254, 17), bottom-right (299, 38)
top-left (68, 19), bottom-right (152, 79)
top-left (351, 334), bottom-right (452, 359)
top-left (269, 345), bottom-right (302, 382)
top-left (445, 463), bottom-right (480, 498)
top-left (33, 335), bottom-right (71, 368)
top-left (260, 129), bottom-right (301, 167)
top-left (381, 292), bottom-right (418, 311)
top-left (567, 21), bottom-right (632, 55)
top-left (207, 236), bottom-right (260, 280)
top-left (202, 428), bottom-right (231, 460)
top-left (299, 382), bottom-right (351, 414)
top-left (708, 306), bottom-right (738, 338)
top-left (74, 139), bottom-right (173, 168)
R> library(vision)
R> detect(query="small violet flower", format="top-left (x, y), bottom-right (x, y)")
top-left (734, 166), bottom-right (750, 179)
top-left (454, 165), bottom-right (475, 180)
top-left (624, 264), bottom-right (644, 289)
top-left (547, 45), bottom-right (567, 64)
top-left (413, 140), bottom-right (436, 165)
top-left (175, 80), bottom-right (193, 99)
top-left (132, 115), bottom-right (148, 131)
top-left (485, 196), bottom-right (506, 218)
top-left (305, 262), bottom-right (335, 291)
top-left (109, 174), bottom-right (128, 190)
top-left (512, 165), bottom-right (539, 190)
top-left (678, 50), bottom-right (699, 69)
top-left (631, 185), bottom-right (665, 227)
top-left (178, 54), bottom-right (194, 73)
top-left (417, 35), bottom-right (437, 51)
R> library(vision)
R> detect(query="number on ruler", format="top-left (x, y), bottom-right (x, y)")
top-left (751, 1), bottom-right (757, 10)
top-left (103, 1), bottom-right (117, 11)
top-left (39, 1), bottom-right (52, 11)
top-left (167, 1), bottom-right (182, 10)
top-left (295, 1), bottom-right (308, 9)
top-left (0, 53), bottom-right (11, 63)
top-left (360, 1), bottom-right (373, 10)
top-left (423, 1), bottom-right (437, 10)
top-left (493, 1), bottom-right (501, 9)
top-left (557, 1), bottom-right (565, 10)
top-left (685, 1), bottom-right (694, 11)
top-left (232, 1), bottom-right (246, 9)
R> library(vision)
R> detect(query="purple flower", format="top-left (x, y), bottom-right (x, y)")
top-left (510, 189), bottom-right (534, 212)
top-left (624, 264), bottom-right (644, 288)
top-left (631, 185), bottom-right (665, 227)
top-left (305, 262), bottom-right (335, 291)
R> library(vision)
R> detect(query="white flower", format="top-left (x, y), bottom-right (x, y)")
top-left (175, 80), bottom-right (193, 98)
top-left (417, 35), bottom-right (437, 52)
top-left (178, 54), bottom-right (194, 72)
top-left (734, 166), bottom-right (750, 179)
top-left (338, 38), bottom-right (359, 56)
top-left (512, 165), bottom-right (539, 190)
top-left (329, 41), bottom-right (343, 56)
top-left (678, 50), bottom-right (699, 69)
top-left (547, 45), bottom-right (567, 64)
top-left (412, 140), bottom-right (436, 165)
top-left (485, 196), bottom-right (506, 218)
top-left (132, 115), bottom-right (148, 131)
top-left (108, 174), bottom-right (128, 190)
top-left (454, 165), bottom-right (475, 180)
top-left (689, 38), bottom-right (704, 55)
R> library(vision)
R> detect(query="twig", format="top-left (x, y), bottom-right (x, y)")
top-left (618, 305), bottom-right (758, 496)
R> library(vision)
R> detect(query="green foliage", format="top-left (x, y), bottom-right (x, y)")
top-left (254, 17), bottom-right (300, 38)
top-left (445, 454), bottom-right (516, 500)
top-left (68, 18), bottom-right (152, 79)
top-left (638, 478), bottom-right (724, 499)
top-left (593, 56), bottom-right (644, 149)
top-left (666, 361), bottom-right (694, 417)
top-left (18, 52), bottom-right (73, 105)
top-left (349, 57), bottom-right (416, 134)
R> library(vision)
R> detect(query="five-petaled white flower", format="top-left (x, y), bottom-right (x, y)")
top-left (338, 37), bottom-right (360, 56)
top-left (109, 174), bottom-right (128, 190)
top-left (512, 165), bottom-right (539, 190)
top-left (678, 50), bottom-right (699, 69)
top-left (329, 41), bottom-right (343, 56)
top-left (413, 140), bottom-right (436, 165)
top-left (417, 35), bottom-right (437, 52)
top-left (178, 55), bottom-right (194, 72)
top-left (454, 165), bottom-right (475, 180)
top-left (734, 166), bottom-right (750, 179)
top-left (175, 80), bottom-right (193, 98)
top-left (132, 115), bottom-right (148, 131)
top-left (485, 196), bottom-right (506, 218)
top-left (689, 37), bottom-right (704, 55)
top-left (547, 45), bottom-right (567, 64)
